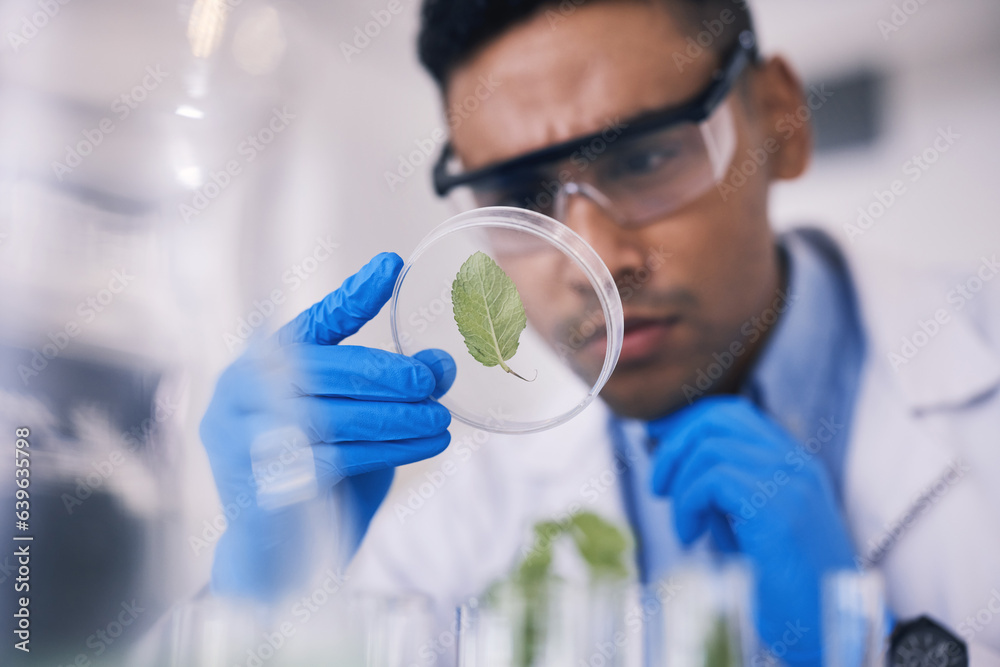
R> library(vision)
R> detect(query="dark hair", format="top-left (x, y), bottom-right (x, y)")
top-left (417, 0), bottom-right (755, 90)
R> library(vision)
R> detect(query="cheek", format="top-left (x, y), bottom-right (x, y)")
top-left (630, 180), bottom-right (772, 314)
top-left (629, 209), bottom-right (738, 291)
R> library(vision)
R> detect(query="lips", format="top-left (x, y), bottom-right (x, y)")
top-left (580, 314), bottom-right (681, 364)
top-left (620, 316), bottom-right (680, 362)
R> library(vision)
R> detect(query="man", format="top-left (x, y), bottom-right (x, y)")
top-left (199, 0), bottom-right (1000, 664)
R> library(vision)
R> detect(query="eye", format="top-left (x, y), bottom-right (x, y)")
top-left (607, 146), bottom-right (680, 179)
top-left (476, 178), bottom-right (556, 212)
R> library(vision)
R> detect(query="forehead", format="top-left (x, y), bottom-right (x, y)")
top-left (446, 1), bottom-right (721, 170)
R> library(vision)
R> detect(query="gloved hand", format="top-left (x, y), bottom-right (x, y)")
top-left (647, 395), bottom-right (856, 665)
top-left (199, 252), bottom-right (455, 601)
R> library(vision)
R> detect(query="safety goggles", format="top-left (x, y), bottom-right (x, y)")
top-left (432, 31), bottom-right (757, 229)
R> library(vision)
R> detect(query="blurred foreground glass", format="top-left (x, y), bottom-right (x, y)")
top-left (167, 592), bottom-right (436, 667)
top-left (823, 570), bottom-right (887, 667)
top-left (458, 580), bottom-right (640, 667)
top-left (169, 597), bottom-right (264, 667)
top-left (653, 561), bottom-right (756, 667)
top-left (0, 0), bottom-right (311, 662)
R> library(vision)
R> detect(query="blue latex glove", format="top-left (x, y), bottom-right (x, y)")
top-left (647, 396), bottom-right (856, 665)
top-left (199, 252), bottom-right (455, 601)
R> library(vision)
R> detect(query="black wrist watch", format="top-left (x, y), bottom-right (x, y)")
top-left (888, 616), bottom-right (968, 667)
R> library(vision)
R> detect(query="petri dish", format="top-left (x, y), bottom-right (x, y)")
top-left (390, 207), bottom-right (624, 434)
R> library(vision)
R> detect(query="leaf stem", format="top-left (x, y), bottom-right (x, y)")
top-left (499, 359), bottom-right (537, 382)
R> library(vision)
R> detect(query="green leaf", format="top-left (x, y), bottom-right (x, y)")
top-left (488, 513), bottom-right (633, 667)
top-left (515, 540), bottom-right (554, 587)
top-left (567, 511), bottom-right (630, 580)
top-left (452, 251), bottom-right (534, 381)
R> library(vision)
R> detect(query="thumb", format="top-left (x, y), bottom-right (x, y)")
top-left (412, 348), bottom-right (457, 399)
top-left (275, 252), bottom-right (403, 346)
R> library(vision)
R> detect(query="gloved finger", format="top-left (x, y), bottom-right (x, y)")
top-left (275, 252), bottom-right (403, 347)
top-left (656, 437), bottom-right (775, 548)
top-left (297, 396), bottom-right (451, 443)
top-left (669, 463), bottom-right (757, 544)
top-left (287, 344), bottom-right (438, 401)
top-left (412, 349), bottom-right (457, 399)
top-left (656, 436), bottom-right (777, 499)
top-left (707, 513), bottom-right (739, 553)
top-left (311, 432), bottom-right (452, 483)
top-left (647, 395), bottom-right (776, 445)
top-left (649, 399), bottom-right (785, 495)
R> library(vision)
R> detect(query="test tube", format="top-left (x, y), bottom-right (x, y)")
top-left (822, 569), bottom-right (887, 667)
top-left (654, 559), bottom-right (756, 667)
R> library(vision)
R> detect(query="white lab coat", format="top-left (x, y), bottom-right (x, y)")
top-left (347, 238), bottom-right (1000, 664)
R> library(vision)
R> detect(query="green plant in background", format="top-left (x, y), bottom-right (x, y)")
top-left (486, 511), bottom-right (631, 667)
top-left (704, 615), bottom-right (738, 667)
top-left (486, 511), bottom-right (741, 667)
top-left (451, 251), bottom-right (535, 381)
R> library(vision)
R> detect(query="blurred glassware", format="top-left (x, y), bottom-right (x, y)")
top-left (823, 569), bottom-right (887, 667)
top-left (458, 579), bottom-right (640, 667)
top-left (653, 560), bottom-right (756, 667)
top-left (0, 0), bottom-right (314, 663)
top-left (168, 596), bottom-right (266, 667)
top-left (344, 592), bottom-right (438, 667)
top-left (165, 590), bottom-right (437, 667)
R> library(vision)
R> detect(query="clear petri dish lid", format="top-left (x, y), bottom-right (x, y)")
top-left (390, 207), bottom-right (624, 434)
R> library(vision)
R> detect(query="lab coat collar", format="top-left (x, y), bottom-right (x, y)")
top-left (841, 244), bottom-right (1000, 412)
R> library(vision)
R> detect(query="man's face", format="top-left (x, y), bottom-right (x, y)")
top-left (446, 1), bottom-right (810, 420)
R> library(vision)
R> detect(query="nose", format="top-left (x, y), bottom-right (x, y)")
top-left (560, 192), bottom-right (646, 284)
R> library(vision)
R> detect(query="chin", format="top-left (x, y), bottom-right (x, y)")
top-left (598, 371), bottom-right (692, 421)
